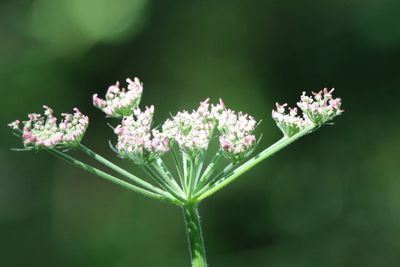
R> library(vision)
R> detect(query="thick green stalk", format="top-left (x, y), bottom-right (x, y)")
top-left (47, 148), bottom-right (180, 205)
top-left (183, 203), bottom-right (207, 267)
top-left (78, 144), bottom-right (167, 196)
top-left (196, 124), bottom-right (317, 201)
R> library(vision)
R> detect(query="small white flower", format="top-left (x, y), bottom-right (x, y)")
top-left (9, 106), bottom-right (89, 148)
top-left (162, 100), bottom-right (215, 157)
top-left (114, 106), bottom-right (169, 164)
top-left (163, 98), bottom-right (259, 161)
top-left (215, 107), bottom-right (258, 161)
top-left (272, 103), bottom-right (311, 137)
top-left (297, 88), bottom-right (343, 124)
top-left (93, 77), bottom-right (143, 118)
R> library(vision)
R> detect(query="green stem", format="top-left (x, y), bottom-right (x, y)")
top-left (193, 161), bottom-right (237, 198)
top-left (187, 156), bottom-right (197, 197)
top-left (47, 148), bottom-right (180, 205)
top-left (171, 145), bottom-right (185, 188)
top-left (183, 203), bottom-right (207, 267)
top-left (196, 124), bottom-right (317, 201)
top-left (194, 149), bottom-right (224, 193)
top-left (183, 153), bottom-right (190, 193)
top-left (192, 150), bottom-right (206, 195)
top-left (78, 144), bottom-right (167, 196)
top-left (153, 159), bottom-right (185, 196)
top-left (142, 165), bottom-right (186, 203)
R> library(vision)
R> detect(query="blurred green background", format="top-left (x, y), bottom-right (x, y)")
top-left (1, 0), bottom-right (400, 266)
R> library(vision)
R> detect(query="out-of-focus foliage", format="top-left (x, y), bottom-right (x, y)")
top-left (29, 0), bottom-right (148, 55)
top-left (1, 0), bottom-right (400, 266)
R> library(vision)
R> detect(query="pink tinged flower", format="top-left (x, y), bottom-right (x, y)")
top-left (8, 120), bottom-right (20, 130)
top-left (162, 100), bottom-right (218, 157)
top-left (272, 102), bottom-right (311, 137)
top-left (219, 136), bottom-right (235, 153)
top-left (9, 106), bottom-right (89, 149)
top-left (127, 78), bottom-right (143, 94)
top-left (114, 106), bottom-right (169, 165)
top-left (92, 94), bottom-right (106, 108)
top-left (212, 102), bottom-right (258, 161)
top-left (92, 77), bottom-right (143, 118)
top-left (297, 88), bottom-right (343, 124)
top-left (60, 108), bottom-right (89, 145)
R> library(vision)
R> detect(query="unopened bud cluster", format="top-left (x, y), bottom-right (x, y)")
top-left (8, 106), bottom-right (88, 148)
top-left (272, 88), bottom-right (343, 137)
top-left (93, 78), bottom-right (143, 118)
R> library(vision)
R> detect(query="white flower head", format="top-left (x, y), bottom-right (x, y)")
top-left (272, 103), bottom-right (311, 137)
top-left (93, 77), bottom-right (143, 118)
top-left (114, 106), bottom-right (169, 164)
top-left (215, 106), bottom-right (258, 161)
top-left (163, 98), bottom-right (259, 161)
top-left (162, 100), bottom-right (215, 157)
top-left (8, 106), bottom-right (89, 149)
top-left (297, 88), bottom-right (343, 124)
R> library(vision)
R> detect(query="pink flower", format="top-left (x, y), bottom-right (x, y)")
top-left (114, 106), bottom-right (169, 164)
top-left (93, 77), bottom-right (143, 118)
top-left (297, 88), bottom-right (343, 124)
top-left (272, 102), bottom-right (311, 137)
top-left (8, 106), bottom-right (89, 148)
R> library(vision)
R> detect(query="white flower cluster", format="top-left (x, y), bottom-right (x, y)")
top-left (272, 88), bottom-right (343, 137)
top-left (162, 99), bottom-right (258, 161)
top-left (216, 106), bottom-right (257, 161)
top-left (94, 77), bottom-right (260, 162)
top-left (272, 103), bottom-right (310, 137)
top-left (114, 106), bottom-right (169, 165)
top-left (297, 88), bottom-right (343, 124)
top-left (93, 78), bottom-right (143, 118)
top-left (8, 106), bottom-right (89, 148)
top-left (162, 99), bottom-right (215, 157)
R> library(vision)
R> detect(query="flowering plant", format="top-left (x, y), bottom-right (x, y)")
top-left (9, 77), bottom-right (343, 267)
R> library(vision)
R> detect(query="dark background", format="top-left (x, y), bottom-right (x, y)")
top-left (1, 0), bottom-right (400, 266)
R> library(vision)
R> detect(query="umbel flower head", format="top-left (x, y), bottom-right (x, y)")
top-left (272, 104), bottom-right (310, 137)
top-left (113, 106), bottom-right (169, 165)
top-left (215, 101), bottom-right (258, 161)
top-left (162, 99), bottom-right (259, 161)
top-left (297, 88), bottom-right (343, 124)
top-left (272, 88), bottom-right (343, 137)
top-left (162, 99), bottom-right (215, 157)
top-left (7, 75), bottom-right (345, 267)
top-left (93, 77), bottom-right (143, 118)
top-left (8, 106), bottom-right (89, 149)
top-left (93, 76), bottom-right (261, 163)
